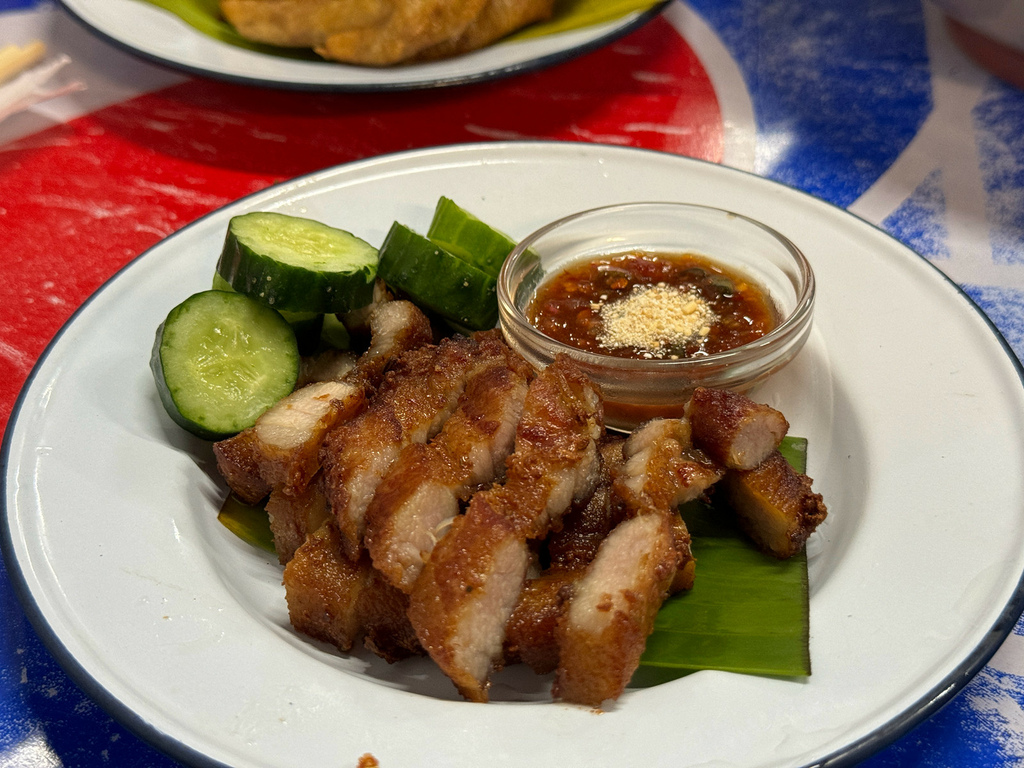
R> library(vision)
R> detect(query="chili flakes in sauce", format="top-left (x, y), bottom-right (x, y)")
top-left (526, 251), bottom-right (778, 360)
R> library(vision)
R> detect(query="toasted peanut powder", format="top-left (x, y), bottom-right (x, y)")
top-left (595, 283), bottom-right (716, 358)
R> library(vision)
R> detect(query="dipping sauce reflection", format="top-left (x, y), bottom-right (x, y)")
top-left (525, 251), bottom-right (778, 360)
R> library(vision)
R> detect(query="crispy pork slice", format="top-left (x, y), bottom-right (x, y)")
top-left (284, 521), bottom-right (421, 662)
top-left (415, 0), bottom-right (555, 60)
top-left (321, 331), bottom-right (508, 559)
top-left (213, 380), bottom-right (366, 503)
top-left (685, 387), bottom-right (789, 470)
top-left (297, 348), bottom-right (357, 388)
top-left (613, 418), bottom-right (725, 514)
top-left (610, 418), bottom-right (720, 593)
top-left (347, 299), bottom-right (433, 394)
top-left (666, 512), bottom-right (696, 593)
top-left (316, 0), bottom-right (489, 65)
top-left (546, 438), bottom-right (626, 572)
top-left (553, 513), bottom-right (677, 708)
top-left (487, 353), bottom-right (605, 540)
top-left (720, 450), bottom-right (828, 559)
top-left (407, 496), bottom-right (530, 702)
top-left (503, 569), bottom-right (577, 674)
top-left (265, 473), bottom-right (331, 564)
top-left (364, 355), bottom-right (531, 592)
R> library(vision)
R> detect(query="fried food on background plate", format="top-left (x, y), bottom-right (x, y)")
top-left (219, 0), bottom-right (557, 65)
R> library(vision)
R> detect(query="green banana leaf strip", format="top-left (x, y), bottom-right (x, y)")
top-left (636, 435), bottom-right (812, 680)
top-left (218, 493), bottom-right (276, 553)
top-left (133, 0), bottom-right (663, 60)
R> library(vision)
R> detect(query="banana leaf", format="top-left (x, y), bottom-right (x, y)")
top-left (133, 0), bottom-right (664, 60)
top-left (218, 493), bottom-right (275, 553)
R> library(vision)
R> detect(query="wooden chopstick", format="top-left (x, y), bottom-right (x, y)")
top-left (0, 41), bottom-right (47, 85)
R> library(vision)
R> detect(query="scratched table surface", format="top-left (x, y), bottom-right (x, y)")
top-left (2, 0), bottom-right (1024, 765)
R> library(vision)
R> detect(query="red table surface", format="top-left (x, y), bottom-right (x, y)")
top-left (0, 15), bottom-right (721, 437)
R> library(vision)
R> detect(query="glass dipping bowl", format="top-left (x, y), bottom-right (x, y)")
top-left (497, 202), bottom-right (815, 431)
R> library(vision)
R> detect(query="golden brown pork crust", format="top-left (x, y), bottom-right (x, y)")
top-left (321, 334), bottom-right (489, 559)
top-left (546, 438), bottom-right (626, 572)
top-left (553, 513), bottom-right (677, 707)
top-left (490, 353), bottom-right (604, 540)
top-left (364, 353), bottom-right (532, 592)
top-left (721, 449), bottom-right (828, 559)
top-left (283, 521), bottom-right (421, 662)
top-left (407, 496), bottom-right (529, 701)
top-left (265, 472), bottom-right (331, 564)
top-left (502, 568), bottom-right (578, 674)
top-left (685, 386), bottom-right (789, 470)
top-left (212, 429), bottom-right (271, 505)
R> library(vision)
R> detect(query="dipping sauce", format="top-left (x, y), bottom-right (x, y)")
top-left (526, 251), bottom-right (778, 360)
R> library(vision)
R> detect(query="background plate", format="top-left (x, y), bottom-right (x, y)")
top-left (4, 142), bottom-right (1024, 768)
top-left (58, 0), bottom-right (669, 91)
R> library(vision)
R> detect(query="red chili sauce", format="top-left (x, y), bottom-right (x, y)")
top-left (526, 251), bottom-right (777, 360)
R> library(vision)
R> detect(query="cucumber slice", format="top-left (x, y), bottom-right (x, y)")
top-left (151, 290), bottom-right (299, 440)
top-left (320, 313), bottom-right (352, 350)
top-left (426, 197), bottom-right (517, 278)
top-left (377, 222), bottom-right (498, 331)
top-left (213, 271), bottom-right (323, 354)
top-left (217, 212), bottom-right (378, 315)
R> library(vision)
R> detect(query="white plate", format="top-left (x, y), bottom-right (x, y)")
top-left (58, 0), bottom-right (668, 90)
top-left (4, 142), bottom-right (1024, 768)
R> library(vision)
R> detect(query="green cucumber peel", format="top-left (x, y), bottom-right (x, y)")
top-left (426, 197), bottom-right (518, 279)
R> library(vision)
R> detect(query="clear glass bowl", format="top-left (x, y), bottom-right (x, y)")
top-left (497, 202), bottom-right (815, 431)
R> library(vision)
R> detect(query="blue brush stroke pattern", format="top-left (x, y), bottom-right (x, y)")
top-left (0, 0), bottom-right (44, 11)
top-left (882, 168), bottom-right (951, 260)
top-left (962, 283), bottom-right (1024, 366)
top-left (862, 667), bottom-right (1024, 767)
top-left (686, 0), bottom-right (933, 207)
top-left (974, 77), bottom-right (1024, 266)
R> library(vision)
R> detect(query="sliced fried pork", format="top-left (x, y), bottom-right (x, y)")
top-left (321, 331), bottom-right (510, 559)
top-left (486, 353), bottom-right (605, 540)
top-left (265, 473), bottom-right (331, 564)
top-left (346, 299), bottom-right (433, 394)
top-left (685, 387), bottom-right (789, 470)
top-left (546, 438), bottom-right (625, 572)
top-left (502, 569), bottom-right (577, 674)
top-left (720, 450), bottom-right (828, 559)
top-left (297, 348), bottom-right (357, 388)
top-left (284, 521), bottom-right (421, 662)
top-left (213, 300), bottom-right (429, 505)
top-left (407, 496), bottom-right (530, 702)
top-left (613, 418), bottom-right (724, 514)
top-left (213, 380), bottom-right (366, 503)
top-left (610, 418), bottom-right (723, 592)
top-left (553, 512), bottom-right (677, 708)
top-left (364, 353), bottom-right (532, 592)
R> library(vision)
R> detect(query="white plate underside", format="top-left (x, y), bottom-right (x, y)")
top-left (59, 0), bottom-right (663, 90)
top-left (5, 142), bottom-right (1024, 768)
